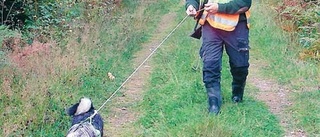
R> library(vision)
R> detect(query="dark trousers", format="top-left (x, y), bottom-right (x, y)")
top-left (200, 21), bottom-right (249, 98)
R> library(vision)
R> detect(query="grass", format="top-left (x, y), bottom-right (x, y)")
top-left (290, 91), bottom-right (320, 135)
top-left (0, 0), bottom-right (319, 136)
top-left (250, 1), bottom-right (319, 89)
top-left (0, 26), bottom-right (20, 68)
top-left (250, 0), bottom-right (320, 136)
top-left (0, 0), bottom-right (148, 136)
top-left (136, 0), bottom-right (283, 136)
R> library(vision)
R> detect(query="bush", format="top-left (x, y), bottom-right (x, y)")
top-left (0, 0), bottom-right (27, 29)
top-left (1, 0), bottom-right (88, 43)
top-left (276, 0), bottom-right (319, 61)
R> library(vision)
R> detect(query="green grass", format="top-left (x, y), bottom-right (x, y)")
top-left (0, 0), bottom-right (152, 136)
top-left (250, 0), bottom-right (320, 89)
top-left (136, 0), bottom-right (283, 137)
top-left (290, 90), bottom-right (320, 135)
top-left (250, 1), bottom-right (320, 136)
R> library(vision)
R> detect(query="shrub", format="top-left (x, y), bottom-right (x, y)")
top-left (276, 0), bottom-right (319, 61)
top-left (1, 0), bottom-right (87, 43)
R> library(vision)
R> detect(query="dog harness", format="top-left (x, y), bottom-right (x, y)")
top-left (67, 122), bottom-right (101, 137)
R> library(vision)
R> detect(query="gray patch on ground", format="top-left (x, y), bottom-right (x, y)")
top-left (248, 58), bottom-right (306, 137)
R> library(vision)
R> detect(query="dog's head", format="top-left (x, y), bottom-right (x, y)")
top-left (67, 97), bottom-right (94, 116)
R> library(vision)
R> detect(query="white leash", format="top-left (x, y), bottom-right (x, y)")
top-left (87, 15), bottom-right (189, 120)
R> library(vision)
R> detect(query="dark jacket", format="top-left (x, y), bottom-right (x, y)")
top-left (185, 0), bottom-right (252, 21)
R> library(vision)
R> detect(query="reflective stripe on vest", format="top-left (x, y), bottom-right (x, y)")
top-left (199, 0), bottom-right (250, 31)
top-left (245, 11), bottom-right (250, 28)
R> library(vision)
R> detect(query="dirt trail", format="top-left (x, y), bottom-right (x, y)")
top-left (104, 6), bottom-right (178, 137)
top-left (248, 58), bottom-right (306, 137)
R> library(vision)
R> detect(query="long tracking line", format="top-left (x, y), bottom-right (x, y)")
top-left (87, 15), bottom-right (190, 120)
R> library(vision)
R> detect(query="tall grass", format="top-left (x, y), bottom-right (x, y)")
top-left (0, 26), bottom-right (19, 68)
top-left (0, 0), bottom-right (151, 136)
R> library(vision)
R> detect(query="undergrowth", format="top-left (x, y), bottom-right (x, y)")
top-left (276, 0), bottom-right (320, 61)
top-left (0, 0), bottom-right (142, 136)
top-left (0, 26), bottom-right (19, 68)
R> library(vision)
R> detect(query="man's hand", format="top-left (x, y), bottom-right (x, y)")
top-left (186, 5), bottom-right (197, 16)
top-left (204, 3), bottom-right (219, 14)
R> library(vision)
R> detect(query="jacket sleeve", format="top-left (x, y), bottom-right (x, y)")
top-left (217, 0), bottom-right (251, 14)
top-left (185, 0), bottom-right (200, 10)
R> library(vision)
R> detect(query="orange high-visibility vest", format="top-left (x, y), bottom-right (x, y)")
top-left (199, 0), bottom-right (250, 31)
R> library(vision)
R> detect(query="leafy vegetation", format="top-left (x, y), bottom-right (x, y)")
top-left (0, 0), bottom-right (27, 29)
top-left (1, 0), bottom-right (116, 45)
top-left (276, 0), bottom-right (320, 61)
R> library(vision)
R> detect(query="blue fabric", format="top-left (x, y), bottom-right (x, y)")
top-left (200, 21), bottom-right (249, 88)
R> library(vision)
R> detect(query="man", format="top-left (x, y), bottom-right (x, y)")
top-left (185, 0), bottom-right (252, 115)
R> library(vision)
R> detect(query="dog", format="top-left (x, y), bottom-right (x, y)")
top-left (66, 97), bottom-right (104, 137)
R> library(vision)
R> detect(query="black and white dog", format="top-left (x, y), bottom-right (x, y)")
top-left (66, 97), bottom-right (104, 137)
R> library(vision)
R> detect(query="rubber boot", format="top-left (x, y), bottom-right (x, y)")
top-left (206, 86), bottom-right (222, 115)
top-left (231, 82), bottom-right (245, 103)
top-left (231, 67), bottom-right (248, 103)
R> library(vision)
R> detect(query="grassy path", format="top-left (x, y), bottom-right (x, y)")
top-left (106, 0), bottom-right (291, 136)
top-left (105, 0), bottom-right (319, 136)
top-left (248, 59), bottom-right (305, 136)
top-left (103, 0), bottom-right (185, 136)
top-left (105, 9), bottom-right (178, 137)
